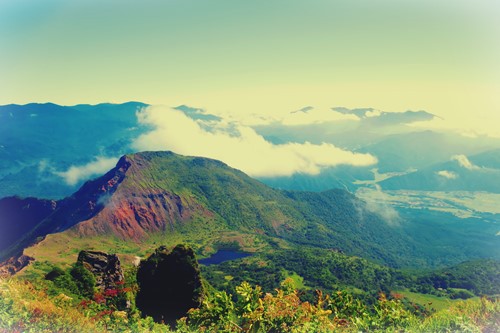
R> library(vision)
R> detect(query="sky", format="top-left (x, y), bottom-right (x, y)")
top-left (1, 0), bottom-right (499, 136)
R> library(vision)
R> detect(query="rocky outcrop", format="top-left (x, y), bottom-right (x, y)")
top-left (136, 244), bottom-right (204, 324)
top-left (0, 254), bottom-right (34, 278)
top-left (77, 250), bottom-right (124, 291)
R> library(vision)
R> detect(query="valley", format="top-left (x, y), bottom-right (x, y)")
top-left (357, 187), bottom-right (500, 218)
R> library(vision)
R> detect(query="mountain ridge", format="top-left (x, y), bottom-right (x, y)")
top-left (1, 151), bottom-right (414, 268)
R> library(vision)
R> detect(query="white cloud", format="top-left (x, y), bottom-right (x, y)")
top-left (236, 113), bottom-right (280, 126)
top-left (356, 185), bottom-right (400, 226)
top-left (364, 110), bottom-right (382, 118)
top-left (436, 170), bottom-right (459, 179)
top-left (132, 106), bottom-right (377, 177)
top-left (55, 156), bottom-right (119, 185)
top-left (451, 154), bottom-right (480, 170)
top-left (38, 159), bottom-right (51, 173)
top-left (408, 116), bottom-right (500, 139)
top-left (281, 106), bottom-right (359, 126)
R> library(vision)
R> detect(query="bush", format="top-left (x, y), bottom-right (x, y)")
top-left (448, 288), bottom-right (475, 300)
top-left (70, 263), bottom-right (96, 298)
top-left (45, 267), bottom-right (65, 281)
top-left (53, 273), bottom-right (80, 296)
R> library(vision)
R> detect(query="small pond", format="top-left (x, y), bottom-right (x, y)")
top-left (198, 250), bottom-right (253, 266)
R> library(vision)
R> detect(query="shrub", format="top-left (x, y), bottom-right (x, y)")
top-left (70, 263), bottom-right (96, 298)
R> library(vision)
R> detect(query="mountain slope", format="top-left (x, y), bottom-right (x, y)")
top-left (0, 156), bottom-right (130, 259)
top-left (2, 151), bottom-right (417, 267)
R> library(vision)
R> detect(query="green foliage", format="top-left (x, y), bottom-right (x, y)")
top-left (202, 246), bottom-right (499, 311)
top-left (53, 273), bottom-right (80, 296)
top-left (44, 266), bottom-right (65, 281)
top-left (236, 281), bottom-right (262, 314)
top-left (180, 280), bottom-right (500, 333)
top-left (448, 288), bottom-right (476, 300)
top-left (1, 273), bottom-right (499, 333)
top-left (0, 277), bottom-right (174, 333)
top-left (181, 290), bottom-right (236, 332)
top-left (70, 263), bottom-right (97, 298)
top-left (416, 259), bottom-right (500, 296)
top-left (43, 264), bottom-right (95, 299)
top-left (181, 279), bottom-right (335, 333)
top-left (328, 291), bottom-right (370, 325)
top-left (371, 293), bottom-right (417, 330)
top-left (202, 247), bottom-right (405, 301)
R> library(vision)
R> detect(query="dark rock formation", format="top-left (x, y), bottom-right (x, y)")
top-left (136, 244), bottom-right (204, 324)
top-left (77, 250), bottom-right (124, 291)
top-left (0, 254), bottom-right (34, 278)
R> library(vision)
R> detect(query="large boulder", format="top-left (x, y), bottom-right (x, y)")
top-left (136, 244), bottom-right (204, 324)
top-left (77, 250), bottom-right (124, 291)
top-left (0, 254), bottom-right (34, 278)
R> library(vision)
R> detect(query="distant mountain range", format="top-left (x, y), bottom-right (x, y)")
top-left (380, 149), bottom-right (500, 193)
top-left (1, 102), bottom-right (500, 196)
top-left (0, 102), bottom-right (147, 198)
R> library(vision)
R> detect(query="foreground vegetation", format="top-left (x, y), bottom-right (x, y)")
top-left (1, 272), bottom-right (498, 332)
top-left (1, 240), bottom-right (498, 332)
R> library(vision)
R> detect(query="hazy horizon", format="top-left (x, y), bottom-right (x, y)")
top-left (1, 0), bottom-right (499, 137)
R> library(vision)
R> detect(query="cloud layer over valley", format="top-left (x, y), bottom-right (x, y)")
top-left (452, 154), bottom-right (480, 170)
top-left (132, 105), bottom-right (377, 178)
top-left (55, 156), bottom-right (119, 186)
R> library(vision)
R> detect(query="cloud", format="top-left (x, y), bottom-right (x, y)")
top-left (332, 107), bottom-right (376, 118)
top-left (408, 116), bottom-right (500, 138)
top-left (174, 105), bottom-right (222, 121)
top-left (365, 110), bottom-right (382, 118)
top-left (356, 185), bottom-right (400, 226)
top-left (451, 154), bottom-right (480, 170)
top-left (55, 156), bottom-right (119, 185)
top-left (38, 159), bottom-right (52, 173)
top-left (363, 110), bottom-right (436, 126)
top-left (436, 170), bottom-right (459, 179)
top-left (331, 107), bottom-right (436, 125)
top-left (281, 106), bottom-right (359, 126)
top-left (132, 105), bottom-right (377, 177)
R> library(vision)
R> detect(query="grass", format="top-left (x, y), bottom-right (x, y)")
top-left (20, 222), bottom-right (269, 282)
top-left (282, 270), bottom-right (308, 290)
top-left (0, 278), bottom-right (171, 333)
top-left (0, 278), bottom-right (101, 332)
top-left (395, 289), bottom-right (469, 312)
